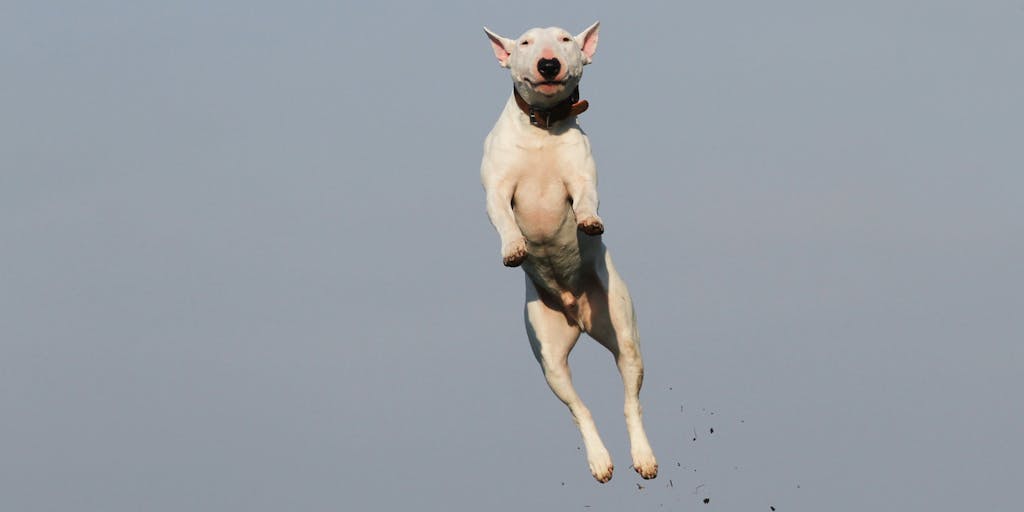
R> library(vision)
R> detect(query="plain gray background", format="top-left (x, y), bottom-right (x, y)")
top-left (2, 1), bottom-right (1022, 510)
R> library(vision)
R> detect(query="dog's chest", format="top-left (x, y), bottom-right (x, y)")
top-left (512, 141), bottom-right (569, 190)
top-left (507, 131), bottom-right (586, 187)
top-left (508, 142), bottom-right (575, 237)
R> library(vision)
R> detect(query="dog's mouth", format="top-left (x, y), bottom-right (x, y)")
top-left (524, 77), bottom-right (567, 91)
top-left (527, 78), bottom-right (564, 86)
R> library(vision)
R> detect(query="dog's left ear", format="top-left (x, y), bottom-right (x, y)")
top-left (575, 21), bottom-right (600, 65)
top-left (484, 27), bottom-right (515, 68)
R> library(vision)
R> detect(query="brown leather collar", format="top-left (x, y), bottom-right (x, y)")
top-left (513, 86), bottom-right (589, 129)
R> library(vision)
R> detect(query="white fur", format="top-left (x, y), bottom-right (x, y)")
top-left (480, 23), bottom-right (658, 483)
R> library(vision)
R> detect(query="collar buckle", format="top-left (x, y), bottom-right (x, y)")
top-left (527, 109), bottom-right (551, 128)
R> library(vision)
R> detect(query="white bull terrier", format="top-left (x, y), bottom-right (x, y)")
top-left (480, 22), bottom-right (658, 483)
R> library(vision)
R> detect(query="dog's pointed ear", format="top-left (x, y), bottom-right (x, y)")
top-left (574, 21), bottom-right (600, 65)
top-left (484, 27), bottom-right (515, 68)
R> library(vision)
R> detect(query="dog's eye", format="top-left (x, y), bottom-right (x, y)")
top-left (520, 40), bottom-right (530, 46)
top-left (562, 37), bottom-right (571, 42)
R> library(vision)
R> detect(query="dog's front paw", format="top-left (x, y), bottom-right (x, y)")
top-left (577, 215), bottom-right (604, 236)
top-left (501, 237), bottom-right (527, 267)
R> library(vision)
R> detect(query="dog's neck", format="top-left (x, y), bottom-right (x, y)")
top-left (513, 87), bottom-right (589, 130)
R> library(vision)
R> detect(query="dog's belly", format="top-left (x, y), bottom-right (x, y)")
top-left (512, 178), bottom-right (585, 296)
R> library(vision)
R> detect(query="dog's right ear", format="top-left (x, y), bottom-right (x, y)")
top-left (484, 27), bottom-right (515, 68)
top-left (575, 21), bottom-right (600, 65)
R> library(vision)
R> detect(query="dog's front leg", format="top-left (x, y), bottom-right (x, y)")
top-left (483, 176), bottom-right (527, 267)
top-left (565, 162), bottom-right (604, 236)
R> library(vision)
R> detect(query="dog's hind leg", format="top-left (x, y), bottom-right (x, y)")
top-left (582, 249), bottom-right (658, 480)
top-left (525, 278), bottom-right (615, 483)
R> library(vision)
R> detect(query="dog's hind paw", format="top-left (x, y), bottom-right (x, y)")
top-left (502, 237), bottom-right (527, 267)
top-left (631, 451), bottom-right (658, 480)
top-left (588, 454), bottom-right (614, 484)
top-left (577, 215), bottom-right (604, 236)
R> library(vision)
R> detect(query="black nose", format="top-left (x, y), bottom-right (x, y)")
top-left (537, 58), bottom-right (561, 80)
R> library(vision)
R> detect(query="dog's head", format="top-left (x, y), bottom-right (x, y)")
top-left (484, 22), bottom-right (599, 108)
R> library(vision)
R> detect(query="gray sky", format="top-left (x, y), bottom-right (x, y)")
top-left (2, 1), bottom-right (1022, 510)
